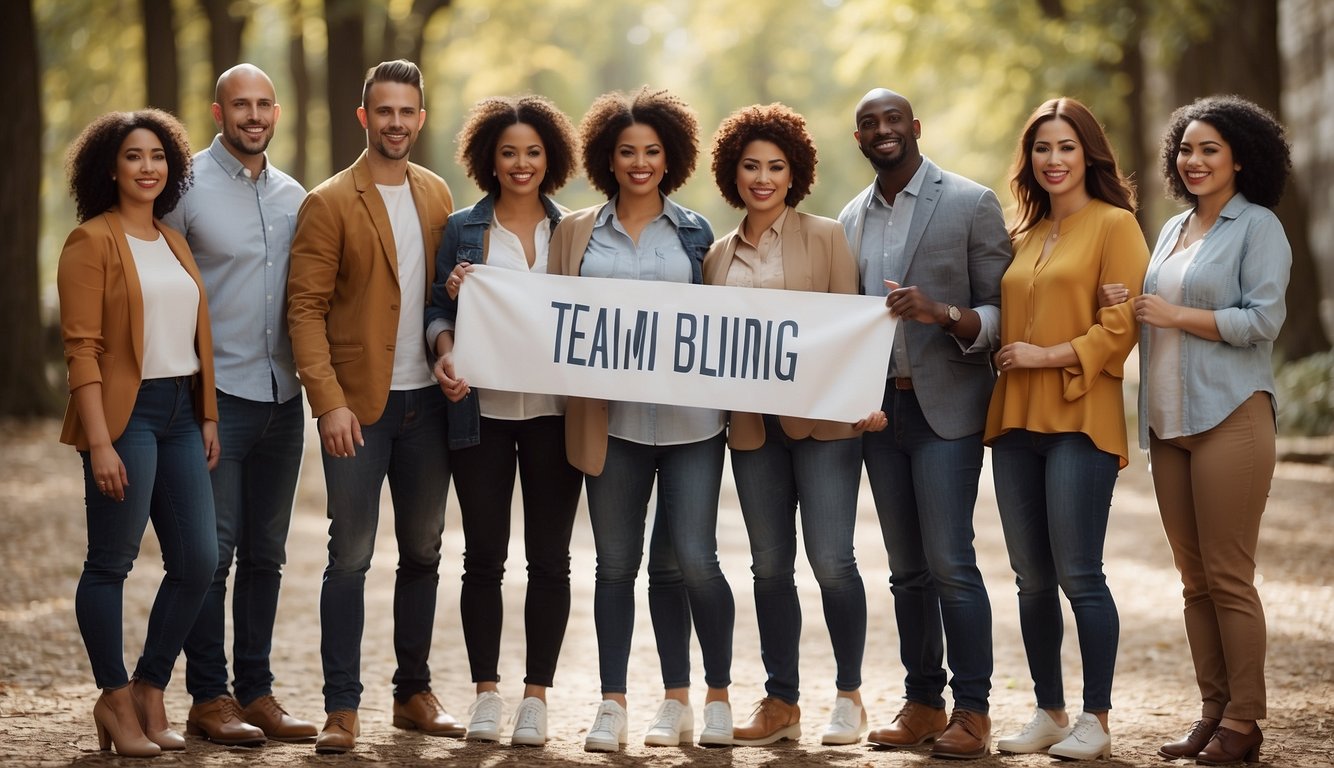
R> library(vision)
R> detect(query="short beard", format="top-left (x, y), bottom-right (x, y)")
top-left (863, 146), bottom-right (908, 173)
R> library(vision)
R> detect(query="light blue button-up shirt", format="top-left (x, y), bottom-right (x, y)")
top-left (856, 160), bottom-right (927, 378)
top-left (163, 135), bottom-right (306, 403)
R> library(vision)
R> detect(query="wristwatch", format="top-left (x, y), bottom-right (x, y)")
top-left (943, 304), bottom-right (962, 330)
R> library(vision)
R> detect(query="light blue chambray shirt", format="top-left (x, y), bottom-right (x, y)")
top-left (162, 135), bottom-right (306, 403)
top-left (580, 196), bottom-right (725, 446)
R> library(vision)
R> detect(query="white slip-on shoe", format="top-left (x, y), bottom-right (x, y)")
top-left (584, 700), bottom-right (628, 753)
top-left (698, 701), bottom-right (733, 747)
top-left (821, 697), bottom-right (868, 745)
top-left (465, 691), bottom-right (504, 742)
top-left (997, 707), bottom-right (1072, 754)
top-left (509, 697), bottom-right (547, 747)
top-left (643, 699), bottom-right (694, 746)
top-left (1048, 712), bottom-right (1112, 761)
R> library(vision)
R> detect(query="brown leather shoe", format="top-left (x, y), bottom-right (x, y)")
top-left (315, 710), bottom-right (359, 754)
top-left (868, 701), bottom-right (948, 748)
top-left (186, 695), bottom-right (267, 747)
top-left (932, 709), bottom-right (991, 759)
top-left (391, 691), bottom-right (466, 737)
top-left (1196, 724), bottom-right (1262, 765)
top-left (732, 697), bottom-right (801, 746)
top-left (242, 694), bottom-right (318, 742)
top-left (1159, 717), bottom-right (1220, 760)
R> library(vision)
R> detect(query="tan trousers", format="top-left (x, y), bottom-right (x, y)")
top-left (1149, 391), bottom-right (1274, 721)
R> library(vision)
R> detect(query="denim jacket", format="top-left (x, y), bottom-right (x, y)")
top-left (425, 193), bottom-right (564, 449)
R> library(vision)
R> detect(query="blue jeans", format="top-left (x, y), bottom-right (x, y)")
top-left (75, 377), bottom-right (218, 690)
top-left (585, 433), bottom-right (733, 693)
top-left (992, 429), bottom-right (1120, 712)
top-left (184, 392), bottom-right (304, 705)
top-left (731, 417), bottom-right (866, 704)
top-left (320, 387), bottom-right (450, 712)
top-left (863, 388), bottom-right (993, 713)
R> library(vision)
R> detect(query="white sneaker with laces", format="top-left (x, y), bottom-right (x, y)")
top-left (997, 707), bottom-right (1072, 753)
top-left (821, 697), bottom-right (868, 745)
top-left (584, 700), bottom-right (628, 753)
top-left (465, 691), bottom-right (504, 742)
top-left (644, 699), bottom-right (694, 746)
top-left (698, 701), bottom-right (733, 747)
top-left (510, 697), bottom-right (547, 746)
top-left (1048, 712), bottom-right (1111, 760)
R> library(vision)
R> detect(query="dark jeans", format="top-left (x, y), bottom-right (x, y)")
top-left (76, 377), bottom-right (217, 690)
top-left (452, 415), bottom-right (583, 688)
top-left (184, 392), bottom-right (304, 705)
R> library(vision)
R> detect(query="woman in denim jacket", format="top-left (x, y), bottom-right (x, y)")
top-left (425, 95), bottom-right (584, 747)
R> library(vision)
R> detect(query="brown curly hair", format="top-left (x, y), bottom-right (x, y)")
top-left (710, 103), bottom-right (817, 209)
top-left (65, 109), bottom-right (193, 223)
top-left (455, 95), bottom-right (578, 197)
top-left (579, 86), bottom-right (698, 198)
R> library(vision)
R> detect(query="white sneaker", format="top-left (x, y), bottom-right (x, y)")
top-left (584, 700), bottom-right (628, 753)
top-left (1048, 712), bottom-right (1111, 760)
top-left (997, 708), bottom-right (1073, 754)
top-left (698, 701), bottom-right (733, 747)
top-left (510, 697), bottom-right (547, 746)
top-left (465, 691), bottom-right (504, 742)
top-left (643, 699), bottom-right (693, 746)
top-left (821, 697), bottom-right (868, 745)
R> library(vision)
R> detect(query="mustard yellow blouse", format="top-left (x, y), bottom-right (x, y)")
top-left (984, 199), bottom-right (1149, 467)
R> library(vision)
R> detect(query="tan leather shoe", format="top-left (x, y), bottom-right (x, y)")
top-left (185, 695), bottom-right (267, 747)
top-left (93, 689), bottom-right (161, 757)
top-left (932, 709), bottom-right (991, 759)
top-left (129, 679), bottom-right (185, 750)
top-left (868, 700), bottom-right (948, 748)
top-left (315, 710), bottom-right (359, 754)
top-left (243, 694), bottom-right (318, 742)
top-left (391, 691), bottom-right (466, 737)
top-left (732, 697), bottom-right (801, 746)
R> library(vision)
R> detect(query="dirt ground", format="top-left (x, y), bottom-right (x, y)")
top-left (1, 416), bottom-right (1331, 767)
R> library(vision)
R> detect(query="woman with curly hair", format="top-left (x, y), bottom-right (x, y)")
top-left (546, 86), bottom-right (735, 752)
top-left (424, 94), bottom-right (584, 746)
top-left (701, 103), bottom-right (885, 747)
top-left (57, 109), bottom-right (219, 757)
top-left (983, 98), bottom-right (1148, 760)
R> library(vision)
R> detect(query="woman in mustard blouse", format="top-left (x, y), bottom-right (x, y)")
top-left (983, 98), bottom-right (1147, 761)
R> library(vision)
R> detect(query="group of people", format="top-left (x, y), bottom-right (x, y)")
top-left (57, 54), bottom-right (1291, 767)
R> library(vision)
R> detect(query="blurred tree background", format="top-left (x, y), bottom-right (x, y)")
top-left (5, 0), bottom-right (1332, 428)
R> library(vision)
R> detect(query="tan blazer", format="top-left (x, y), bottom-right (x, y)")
top-left (287, 151), bottom-right (453, 425)
top-left (702, 209), bottom-right (861, 451)
top-left (58, 210), bottom-right (218, 450)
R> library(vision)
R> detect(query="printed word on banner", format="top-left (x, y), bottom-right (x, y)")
top-left (452, 265), bottom-right (896, 423)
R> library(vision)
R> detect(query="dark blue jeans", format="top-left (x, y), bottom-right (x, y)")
top-left (76, 377), bottom-right (217, 690)
top-left (319, 387), bottom-right (450, 712)
top-left (184, 392), bottom-right (304, 705)
top-left (863, 388), bottom-right (993, 713)
top-left (731, 417), bottom-right (866, 704)
top-left (992, 429), bottom-right (1120, 712)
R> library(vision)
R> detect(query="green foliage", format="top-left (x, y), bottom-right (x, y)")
top-left (1275, 351), bottom-right (1334, 437)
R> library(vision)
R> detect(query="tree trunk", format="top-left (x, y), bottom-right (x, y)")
top-left (201, 0), bottom-right (247, 84)
top-left (140, 0), bottom-right (180, 114)
top-left (324, 0), bottom-right (367, 171)
top-left (379, 0), bottom-right (451, 169)
top-left (288, 0), bottom-right (311, 187)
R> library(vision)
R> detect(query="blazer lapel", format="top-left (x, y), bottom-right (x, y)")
top-left (352, 151), bottom-right (401, 286)
top-left (704, 229), bottom-right (741, 286)
top-left (407, 165), bottom-right (434, 295)
top-left (106, 211), bottom-right (145, 369)
top-left (780, 209), bottom-right (811, 290)
top-left (900, 166), bottom-right (942, 275)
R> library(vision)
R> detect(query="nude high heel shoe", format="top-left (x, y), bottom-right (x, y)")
top-left (130, 679), bottom-right (186, 750)
top-left (94, 690), bottom-right (162, 757)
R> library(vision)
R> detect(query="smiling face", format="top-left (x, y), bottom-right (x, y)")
top-left (494, 122), bottom-right (547, 200)
top-left (115, 127), bottom-right (168, 209)
top-left (736, 139), bottom-right (790, 217)
top-left (611, 122), bottom-right (666, 198)
top-left (1031, 117), bottom-right (1087, 200)
top-left (213, 68), bottom-right (279, 159)
top-left (358, 80), bottom-right (426, 162)
top-left (854, 92), bottom-right (920, 172)
top-left (1176, 119), bottom-right (1239, 205)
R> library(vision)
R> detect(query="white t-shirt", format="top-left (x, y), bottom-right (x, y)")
top-left (1146, 238), bottom-right (1202, 439)
top-left (127, 233), bottom-right (200, 379)
top-left (378, 183), bottom-right (434, 390)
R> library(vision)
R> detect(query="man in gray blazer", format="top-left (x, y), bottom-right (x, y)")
top-left (837, 88), bottom-right (1010, 760)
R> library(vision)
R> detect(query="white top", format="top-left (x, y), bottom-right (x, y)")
top-left (127, 233), bottom-right (201, 380)
top-left (378, 183), bottom-right (435, 390)
top-left (1146, 238), bottom-right (1202, 439)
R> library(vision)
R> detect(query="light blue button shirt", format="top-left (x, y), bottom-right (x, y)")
top-left (857, 160), bottom-right (927, 377)
top-left (163, 135), bottom-right (306, 403)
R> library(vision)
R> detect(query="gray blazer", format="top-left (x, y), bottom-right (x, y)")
top-left (838, 159), bottom-right (1011, 439)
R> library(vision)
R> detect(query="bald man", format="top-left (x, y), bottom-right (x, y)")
top-left (164, 63), bottom-right (316, 747)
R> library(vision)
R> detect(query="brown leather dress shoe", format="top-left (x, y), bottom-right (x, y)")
top-left (1159, 717), bottom-right (1220, 760)
top-left (868, 701), bottom-right (948, 748)
top-left (391, 691), bottom-right (466, 737)
top-left (243, 694), bottom-right (318, 742)
top-left (1196, 724), bottom-right (1262, 765)
top-left (932, 709), bottom-right (991, 759)
top-left (186, 695), bottom-right (267, 747)
top-left (315, 710), bottom-right (359, 754)
top-left (732, 697), bottom-right (802, 746)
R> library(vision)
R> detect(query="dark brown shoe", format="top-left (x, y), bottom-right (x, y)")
top-left (732, 697), bottom-right (802, 746)
top-left (315, 710), bottom-right (359, 754)
top-left (185, 695), bottom-right (266, 747)
top-left (391, 691), bottom-right (466, 737)
top-left (868, 701), bottom-right (948, 748)
top-left (932, 709), bottom-right (991, 759)
top-left (1159, 717), bottom-right (1220, 760)
top-left (1196, 724), bottom-right (1262, 765)
top-left (243, 694), bottom-right (318, 742)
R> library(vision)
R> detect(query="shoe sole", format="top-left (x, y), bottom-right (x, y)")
top-left (732, 724), bottom-right (802, 746)
top-left (511, 734), bottom-right (547, 747)
top-left (315, 743), bottom-right (352, 754)
top-left (933, 747), bottom-right (992, 759)
top-left (645, 730), bottom-right (694, 747)
top-left (466, 731), bottom-right (501, 742)
top-left (698, 734), bottom-right (734, 748)
top-left (822, 730), bottom-right (867, 746)
top-left (584, 739), bottom-right (625, 752)
top-left (391, 716), bottom-right (466, 738)
top-left (1050, 747), bottom-right (1112, 760)
top-left (869, 733), bottom-right (943, 749)
top-left (184, 722), bottom-right (266, 747)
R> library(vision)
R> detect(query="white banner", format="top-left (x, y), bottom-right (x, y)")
top-left (452, 265), bottom-right (896, 423)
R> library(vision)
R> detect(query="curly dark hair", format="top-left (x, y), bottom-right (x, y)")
top-left (709, 103), bottom-right (817, 209)
top-left (1160, 95), bottom-right (1290, 209)
top-left (65, 109), bottom-right (193, 223)
top-left (579, 86), bottom-right (698, 198)
top-left (455, 95), bottom-right (578, 197)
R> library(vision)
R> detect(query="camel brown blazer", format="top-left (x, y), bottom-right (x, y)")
top-left (58, 210), bottom-right (218, 450)
top-left (287, 150), bottom-right (453, 425)
top-left (702, 209), bottom-right (862, 451)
